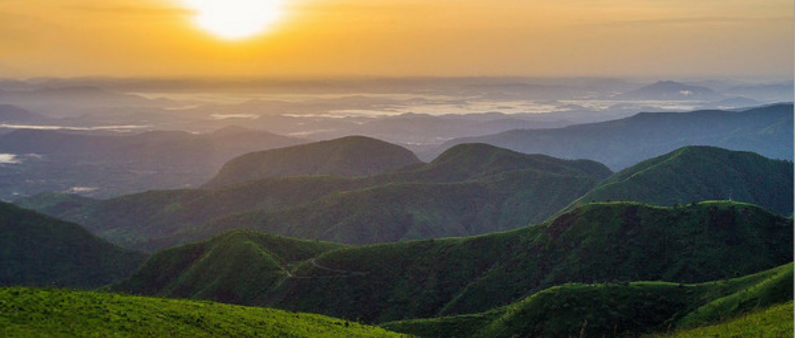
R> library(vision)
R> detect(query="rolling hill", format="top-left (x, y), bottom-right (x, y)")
top-left (0, 287), bottom-right (406, 337)
top-left (381, 263), bottom-right (793, 338)
top-left (203, 136), bottom-right (423, 188)
top-left (567, 146), bottom-right (794, 215)
top-left (112, 202), bottom-right (793, 324)
top-left (0, 202), bottom-right (146, 288)
top-left (424, 104), bottom-right (794, 169)
top-left (23, 143), bottom-right (610, 251)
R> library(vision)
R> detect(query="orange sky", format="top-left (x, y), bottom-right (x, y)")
top-left (0, 0), bottom-right (791, 78)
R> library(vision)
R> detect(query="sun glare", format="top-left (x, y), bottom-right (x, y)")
top-left (182, 0), bottom-right (284, 40)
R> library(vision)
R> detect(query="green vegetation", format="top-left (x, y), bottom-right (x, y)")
top-left (0, 202), bottom-right (146, 289)
top-left (204, 135), bottom-right (423, 188)
top-left (23, 143), bottom-right (609, 251)
top-left (567, 146), bottom-right (793, 215)
top-left (0, 287), bottom-right (408, 337)
top-left (647, 302), bottom-right (793, 338)
top-left (114, 230), bottom-right (343, 304)
top-left (113, 202), bottom-right (793, 325)
top-left (382, 263), bottom-right (793, 338)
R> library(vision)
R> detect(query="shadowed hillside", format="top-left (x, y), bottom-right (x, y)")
top-left (0, 202), bottom-right (146, 288)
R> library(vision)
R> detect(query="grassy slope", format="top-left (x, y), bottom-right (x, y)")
top-left (567, 146), bottom-right (794, 215)
top-left (0, 202), bottom-right (147, 289)
top-left (646, 302), bottom-right (793, 338)
top-left (24, 143), bottom-right (609, 251)
top-left (0, 288), bottom-right (407, 338)
top-left (381, 263), bottom-right (793, 338)
top-left (113, 230), bottom-right (344, 305)
top-left (114, 202), bottom-right (793, 324)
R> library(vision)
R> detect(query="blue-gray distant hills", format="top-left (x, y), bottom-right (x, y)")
top-left (423, 104), bottom-right (793, 170)
top-left (616, 81), bottom-right (723, 101)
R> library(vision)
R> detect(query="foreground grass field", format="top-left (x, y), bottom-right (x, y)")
top-left (0, 288), bottom-right (408, 337)
top-left (647, 301), bottom-right (793, 338)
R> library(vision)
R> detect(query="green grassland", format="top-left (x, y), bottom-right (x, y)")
top-left (381, 263), bottom-right (793, 338)
top-left (0, 287), bottom-right (409, 337)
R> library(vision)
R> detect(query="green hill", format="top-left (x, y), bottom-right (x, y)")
top-left (568, 146), bottom-right (794, 215)
top-left (112, 202), bottom-right (793, 324)
top-left (23, 143), bottom-right (609, 251)
top-left (204, 136), bottom-right (423, 188)
top-left (382, 263), bottom-right (792, 338)
top-left (0, 287), bottom-right (407, 338)
top-left (0, 202), bottom-right (146, 289)
top-left (116, 230), bottom-right (343, 304)
top-left (646, 302), bottom-right (793, 338)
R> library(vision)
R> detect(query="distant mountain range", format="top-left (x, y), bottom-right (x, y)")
top-left (422, 104), bottom-right (793, 169)
top-left (0, 202), bottom-right (146, 288)
top-left (111, 202), bottom-right (792, 324)
top-left (616, 81), bottom-right (723, 101)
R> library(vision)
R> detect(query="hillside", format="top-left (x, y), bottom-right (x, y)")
top-left (568, 146), bottom-right (794, 215)
top-left (182, 168), bottom-right (602, 248)
top-left (0, 287), bottom-right (406, 338)
top-left (382, 263), bottom-right (792, 338)
top-left (648, 302), bottom-right (793, 338)
top-left (425, 104), bottom-right (793, 169)
top-left (112, 202), bottom-right (793, 323)
top-left (0, 202), bottom-right (146, 288)
top-left (204, 136), bottom-right (423, 188)
top-left (25, 143), bottom-right (609, 251)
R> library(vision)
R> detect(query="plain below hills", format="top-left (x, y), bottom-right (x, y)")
top-left (0, 202), bottom-right (146, 289)
top-left (20, 142), bottom-right (611, 251)
top-left (423, 103), bottom-right (793, 170)
top-left (111, 202), bottom-right (793, 325)
top-left (0, 126), bottom-right (305, 199)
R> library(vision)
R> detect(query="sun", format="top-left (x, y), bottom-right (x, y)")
top-left (181, 0), bottom-right (285, 40)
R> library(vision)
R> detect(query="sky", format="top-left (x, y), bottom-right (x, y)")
top-left (0, 0), bottom-right (792, 79)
